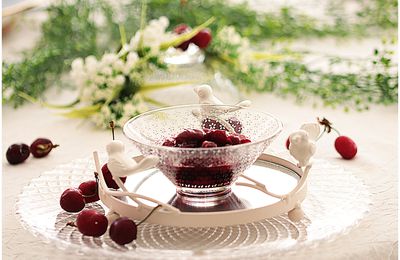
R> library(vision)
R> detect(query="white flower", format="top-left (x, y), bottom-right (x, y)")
top-left (158, 16), bottom-right (169, 29)
top-left (84, 56), bottom-right (98, 75)
top-left (123, 102), bottom-right (136, 115)
top-left (85, 56), bottom-right (97, 67)
top-left (70, 58), bottom-right (87, 85)
top-left (127, 52), bottom-right (139, 64)
top-left (80, 84), bottom-right (97, 103)
top-left (112, 59), bottom-right (125, 72)
top-left (3, 87), bottom-right (14, 100)
top-left (134, 97), bottom-right (148, 113)
top-left (101, 53), bottom-right (118, 66)
top-left (92, 105), bottom-right (113, 127)
top-left (218, 26), bottom-right (243, 46)
top-left (128, 17), bottom-right (173, 53)
top-left (94, 87), bottom-right (113, 101)
top-left (101, 66), bottom-right (113, 76)
top-left (118, 43), bottom-right (131, 56)
top-left (113, 75), bottom-right (125, 86)
top-left (71, 58), bottom-right (84, 71)
top-left (89, 10), bottom-right (106, 27)
top-left (117, 114), bottom-right (131, 127)
top-left (123, 52), bottom-right (139, 74)
top-left (93, 74), bottom-right (105, 85)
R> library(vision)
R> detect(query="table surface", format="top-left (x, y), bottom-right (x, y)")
top-left (2, 5), bottom-right (398, 260)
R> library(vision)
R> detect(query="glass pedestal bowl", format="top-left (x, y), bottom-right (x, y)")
top-left (123, 104), bottom-right (282, 204)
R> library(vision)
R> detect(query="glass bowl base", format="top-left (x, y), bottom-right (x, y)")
top-left (169, 188), bottom-right (249, 212)
top-left (176, 186), bottom-right (231, 198)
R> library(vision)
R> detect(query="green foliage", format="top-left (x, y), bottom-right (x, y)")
top-left (147, 0), bottom-right (397, 40)
top-left (2, 0), bottom-right (398, 111)
top-left (3, 0), bottom-right (99, 107)
top-left (2, 0), bottom-right (142, 107)
top-left (357, 0), bottom-right (398, 28)
top-left (147, 0), bottom-right (345, 39)
top-left (207, 35), bottom-right (398, 110)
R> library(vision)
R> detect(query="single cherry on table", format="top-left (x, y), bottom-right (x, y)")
top-left (30, 138), bottom-right (59, 158)
top-left (335, 136), bottom-right (357, 160)
top-left (6, 143), bottom-right (30, 165)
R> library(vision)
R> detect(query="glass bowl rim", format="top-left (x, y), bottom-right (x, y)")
top-left (123, 104), bottom-right (283, 152)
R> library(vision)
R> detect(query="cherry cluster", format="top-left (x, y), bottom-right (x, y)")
top-left (6, 138), bottom-right (58, 165)
top-left (174, 24), bottom-right (212, 51)
top-left (162, 128), bottom-right (251, 148)
top-left (59, 163), bottom-right (137, 245)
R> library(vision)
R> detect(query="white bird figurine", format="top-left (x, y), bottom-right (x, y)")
top-left (194, 84), bottom-right (223, 105)
top-left (300, 122), bottom-right (320, 141)
top-left (194, 85), bottom-right (251, 108)
top-left (289, 130), bottom-right (316, 168)
top-left (106, 140), bottom-right (159, 178)
top-left (192, 84), bottom-right (251, 117)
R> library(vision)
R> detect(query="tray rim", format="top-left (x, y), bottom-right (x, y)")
top-left (97, 153), bottom-right (308, 227)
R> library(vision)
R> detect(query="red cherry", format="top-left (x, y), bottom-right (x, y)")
top-left (174, 24), bottom-right (189, 34)
top-left (334, 136), bottom-right (357, 159)
top-left (204, 129), bottom-right (229, 146)
top-left (240, 138), bottom-right (251, 144)
top-left (201, 140), bottom-right (218, 148)
top-left (79, 180), bottom-right (99, 203)
top-left (6, 143), bottom-right (30, 165)
top-left (109, 217), bottom-right (137, 245)
top-left (228, 135), bottom-right (241, 145)
top-left (175, 129), bottom-right (204, 147)
top-left (162, 139), bottom-right (175, 147)
top-left (60, 188), bottom-right (85, 213)
top-left (102, 164), bottom-right (127, 189)
top-left (173, 24), bottom-right (191, 51)
top-left (235, 134), bottom-right (251, 144)
top-left (30, 138), bottom-right (59, 158)
top-left (191, 28), bottom-right (212, 49)
top-left (286, 137), bottom-right (290, 150)
top-left (76, 209), bottom-right (108, 237)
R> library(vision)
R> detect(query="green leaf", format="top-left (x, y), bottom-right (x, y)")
top-left (59, 104), bottom-right (102, 118)
top-left (140, 80), bottom-right (200, 92)
top-left (18, 92), bottom-right (80, 109)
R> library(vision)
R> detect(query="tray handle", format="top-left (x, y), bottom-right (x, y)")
top-left (93, 151), bottom-right (179, 214)
top-left (237, 164), bottom-right (312, 201)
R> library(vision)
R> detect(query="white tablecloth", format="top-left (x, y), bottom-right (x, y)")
top-left (2, 7), bottom-right (398, 260)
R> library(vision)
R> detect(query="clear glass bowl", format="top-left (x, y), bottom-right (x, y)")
top-left (123, 104), bottom-right (282, 199)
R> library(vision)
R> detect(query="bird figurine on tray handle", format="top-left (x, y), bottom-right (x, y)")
top-left (106, 140), bottom-right (159, 179)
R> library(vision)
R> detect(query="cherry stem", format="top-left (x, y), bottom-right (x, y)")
top-left (316, 131), bottom-right (325, 141)
top-left (82, 172), bottom-right (99, 198)
top-left (109, 121), bottom-right (115, 140)
top-left (66, 221), bottom-right (77, 227)
top-left (53, 144), bottom-right (60, 148)
top-left (331, 127), bottom-right (341, 137)
top-left (137, 205), bottom-right (162, 226)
